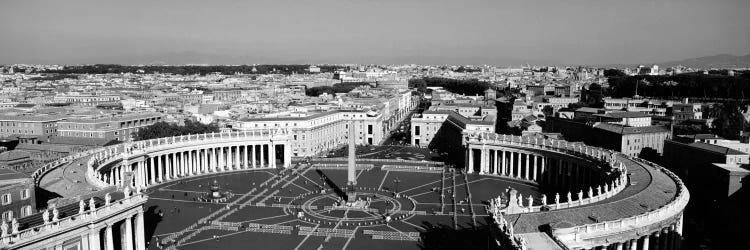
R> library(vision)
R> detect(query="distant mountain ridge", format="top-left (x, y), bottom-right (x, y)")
top-left (600, 54), bottom-right (750, 69)
top-left (657, 54), bottom-right (750, 69)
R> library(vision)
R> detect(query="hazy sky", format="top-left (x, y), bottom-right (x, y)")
top-left (1, 0), bottom-right (749, 65)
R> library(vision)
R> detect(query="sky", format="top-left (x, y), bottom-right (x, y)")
top-left (1, 0), bottom-right (749, 65)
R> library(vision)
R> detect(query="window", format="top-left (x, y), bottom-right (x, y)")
top-left (1, 194), bottom-right (10, 205)
top-left (1, 211), bottom-right (12, 222)
top-left (20, 189), bottom-right (29, 200)
top-left (21, 205), bottom-right (32, 217)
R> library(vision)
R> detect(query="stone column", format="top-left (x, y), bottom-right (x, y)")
top-left (227, 146), bottom-right (233, 170)
top-left (79, 231), bottom-right (91, 250)
top-left (196, 150), bottom-right (202, 173)
top-left (501, 150), bottom-right (506, 176)
top-left (614, 242), bottom-right (623, 250)
top-left (532, 155), bottom-right (538, 181)
top-left (166, 154), bottom-right (173, 180)
top-left (479, 147), bottom-right (487, 174)
top-left (180, 151), bottom-right (187, 177)
top-left (218, 147), bottom-right (223, 171)
top-left (157, 155), bottom-right (163, 183)
top-left (149, 157), bottom-right (155, 185)
top-left (105, 224), bottom-right (114, 250)
top-left (182, 151), bottom-right (190, 176)
top-left (189, 150), bottom-right (195, 175)
top-left (467, 147), bottom-right (474, 173)
top-left (228, 146), bottom-right (233, 170)
top-left (179, 152), bottom-right (184, 176)
top-left (211, 148), bottom-right (222, 172)
top-left (661, 228), bottom-right (670, 250)
top-left (123, 215), bottom-right (133, 250)
top-left (130, 163), bottom-right (137, 187)
top-left (252, 144), bottom-right (257, 168)
top-left (244, 145), bottom-right (249, 169)
top-left (651, 231), bottom-right (660, 250)
top-left (673, 222), bottom-right (682, 250)
top-left (628, 239), bottom-right (637, 250)
top-left (270, 143), bottom-right (276, 168)
top-left (223, 147), bottom-right (229, 170)
top-left (285, 143), bottom-right (292, 168)
top-left (88, 226), bottom-right (101, 250)
top-left (262, 144), bottom-right (267, 168)
top-left (202, 149), bottom-right (208, 173)
top-left (250, 144), bottom-right (258, 169)
top-left (209, 149), bottom-right (215, 172)
top-left (136, 161), bottom-right (143, 187)
top-left (235, 145), bottom-right (241, 170)
top-left (198, 149), bottom-right (203, 173)
top-left (494, 150), bottom-right (499, 175)
top-left (641, 234), bottom-right (650, 250)
top-left (525, 153), bottom-right (530, 180)
top-left (540, 157), bottom-right (546, 185)
top-left (509, 151), bottom-right (515, 177)
top-left (135, 211), bottom-right (146, 250)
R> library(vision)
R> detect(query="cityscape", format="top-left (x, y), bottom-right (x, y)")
top-left (1, 1), bottom-right (749, 250)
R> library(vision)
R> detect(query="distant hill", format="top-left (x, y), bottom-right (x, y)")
top-left (657, 54), bottom-right (750, 69)
top-left (597, 54), bottom-right (750, 69)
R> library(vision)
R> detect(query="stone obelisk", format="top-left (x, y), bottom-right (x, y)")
top-left (346, 120), bottom-right (357, 200)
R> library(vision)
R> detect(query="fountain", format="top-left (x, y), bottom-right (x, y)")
top-left (198, 180), bottom-right (233, 203)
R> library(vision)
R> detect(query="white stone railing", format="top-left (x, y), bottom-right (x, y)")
top-left (0, 190), bottom-right (148, 248)
top-left (552, 164), bottom-right (689, 244)
top-left (501, 171), bottom-right (628, 214)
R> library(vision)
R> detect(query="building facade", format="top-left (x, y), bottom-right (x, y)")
top-left (0, 115), bottom-right (63, 141)
top-left (0, 169), bottom-right (35, 223)
top-left (57, 113), bottom-right (163, 141)
top-left (236, 110), bottom-right (384, 157)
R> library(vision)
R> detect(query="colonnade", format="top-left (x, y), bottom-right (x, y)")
top-left (56, 208), bottom-right (147, 250)
top-left (100, 143), bottom-right (289, 188)
top-left (584, 222), bottom-right (683, 250)
top-left (466, 146), bottom-right (600, 191)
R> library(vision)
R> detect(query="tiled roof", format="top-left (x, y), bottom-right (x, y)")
top-left (688, 142), bottom-right (747, 155)
top-left (0, 150), bottom-right (31, 161)
top-left (593, 123), bottom-right (669, 135)
top-left (0, 115), bottom-right (65, 122)
top-left (0, 168), bottom-right (31, 182)
top-left (597, 112), bottom-right (650, 118)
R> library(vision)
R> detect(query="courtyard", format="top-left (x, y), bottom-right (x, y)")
top-left (143, 164), bottom-right (539, 250)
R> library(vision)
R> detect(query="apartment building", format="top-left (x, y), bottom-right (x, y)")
top-left (0, 169), bottom-right (35, 223)
top-left (236, 110), bottom-right (385, 157)
top-left (0, 115), bottom-right (64, 143)
top-left (56, 113), bottom-right (163, 141)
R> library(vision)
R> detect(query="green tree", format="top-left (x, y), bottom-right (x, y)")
top-left (542, 106), bottom-right (554, 117)
top-left (408, 78), bottom-right (428, 92)
top-left (711, 102), bottom-right (748, 140)
top-left (603, 69), bottom-right (626, 77)
top-left (134, 119), bottom-right (220, 140)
